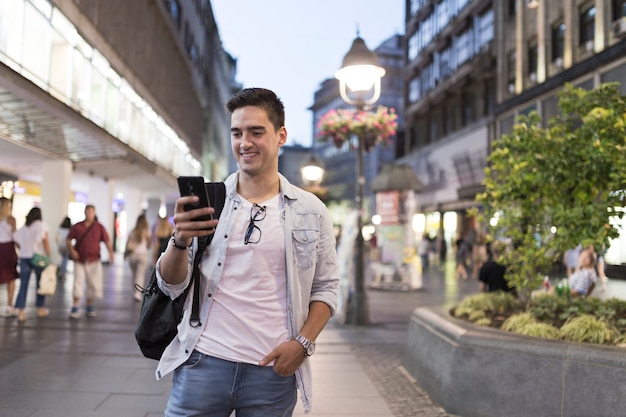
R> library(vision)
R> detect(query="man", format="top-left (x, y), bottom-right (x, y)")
top-left (156, 88), bottom-right (339, 416)
top-left (67, 204), bottom-right (114, 318)
top-left (478, 240), bottom-right (515, 294)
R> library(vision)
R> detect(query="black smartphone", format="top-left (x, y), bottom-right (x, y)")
top-left (177, 176), bottom-right (213, 221)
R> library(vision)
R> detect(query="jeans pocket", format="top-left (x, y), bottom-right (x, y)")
top-left (181, 349), bottom-right (202, 368)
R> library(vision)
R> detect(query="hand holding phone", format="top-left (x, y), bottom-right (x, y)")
top-left (177, 176), bottom-right (213, 222)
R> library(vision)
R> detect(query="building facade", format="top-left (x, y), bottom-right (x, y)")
top-left (402, 0), bottom-right (626, 260)
top-left (0, 0), bottom-right (237, 259)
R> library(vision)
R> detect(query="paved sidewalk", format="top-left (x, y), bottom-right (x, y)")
top-left (1, 256), bottom-right (625, 416)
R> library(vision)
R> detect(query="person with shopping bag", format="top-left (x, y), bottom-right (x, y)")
top-left (12, 207), bottom-right (51, 322)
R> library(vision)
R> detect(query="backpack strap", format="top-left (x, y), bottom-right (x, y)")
top-left (189, 182), bottom-right (227, 327)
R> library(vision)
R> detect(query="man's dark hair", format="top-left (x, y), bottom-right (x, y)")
top-left (226, 88), bottom-right (285, 132)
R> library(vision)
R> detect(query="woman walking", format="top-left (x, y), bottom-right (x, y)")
top-left (125, 214), bottom-right (151, 301)
top-left (0, 197), bottom-right (18, 317)
top-left (13, 207), bottom-right (51, 322)
top-left (56, 216), bottom-right (72, 280)
top-left (152, 216), bottom-right (173, 264)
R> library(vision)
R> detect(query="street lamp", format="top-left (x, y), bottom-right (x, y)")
top-left (335, 34), bottom-right (385, 325)
top-left (300, 154), bottom-right (325, 186)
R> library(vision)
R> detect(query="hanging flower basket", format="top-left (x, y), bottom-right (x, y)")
top-left (316, 106), bottom-right (398, 151)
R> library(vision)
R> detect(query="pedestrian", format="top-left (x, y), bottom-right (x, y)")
top-left (478, 240), bottom-right (515, 294)
top-left (593, 246), bottom-right (608, 292)
top-left (569, 248), bottom-right (598, 298)
top-left (67, 204), bottom-right (114, 319)
top-left (125, 214), bottom-right (151, 301)
top-left (156, 88), bottom-right (339, 416)
top-left (153, 216), bottom-right (173, 264)
top-left (471, 232), bottom-right (489, 279)
top-left (437, 233), bottom-right (447, 265)
top-left (56, 216), bottom-right (72, 280)
top-left (0, 197), bottom-right (18, 317)
top-left (455, 233), bottom-right (470, 280)
top-left (12, 207), bottom-right (51, 322)
top-left (563, 244), bottom-right (582, 277)
top-left (417, 232), bottom-right (431, 270)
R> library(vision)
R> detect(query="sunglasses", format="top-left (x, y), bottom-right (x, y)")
top-left (244, 203), bottom-right (266, 245)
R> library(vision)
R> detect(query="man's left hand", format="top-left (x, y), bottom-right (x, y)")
top-left (259, 340), bottom-right (305, 376)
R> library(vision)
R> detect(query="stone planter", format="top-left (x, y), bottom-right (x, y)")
top-left (402, 307), bottom-right (626, 417)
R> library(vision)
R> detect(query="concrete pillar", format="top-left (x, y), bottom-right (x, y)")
top-left (515, 0), bottom-right (526, 93)
top-left (41, 160), bottom-right (72, 265)
top-left (116, 183), bottom-right (145, 254)
top-left (564, 0), bottom-right (576, 68)
top-left (595, 0), bottom-right (607, 51)
top-left (536, 0), bottom-right (547, 83)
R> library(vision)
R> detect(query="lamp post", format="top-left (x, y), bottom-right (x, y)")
top-left (300, 154), bottom-right (325, 186)
top-left (335, 34), bottom-right (385, 326)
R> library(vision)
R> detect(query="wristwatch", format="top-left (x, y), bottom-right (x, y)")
top-left (295, 334), bottom-right (316, 356)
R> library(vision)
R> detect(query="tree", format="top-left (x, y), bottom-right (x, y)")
top-left (476, 83), bottom-right (626, 304)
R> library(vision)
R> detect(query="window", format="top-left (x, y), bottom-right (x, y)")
top-left (164, 0), bottom-right (181, 28)
top-left (507, 51), bottom-right (516, 86)
top-left (454, 29), bottom-right (472, 66)
top-left (408, 31), bottom-right (419, 61)
top-left (508, 0), bottom-right (517, 18)
top-left (409, 77), bottom-right (420, 103)
top-left (579, 6), bottom-right (596, 45)
top-left (462, 91), bottom-right (476, 125)
top-left (528, 42), bottom-right (538, 79)
top-left (551, 23), bottom-right (565, 61)
top-left (477, 9), bottom-right (494, 48)
top-left (613, 0), bottom-right (626, 19)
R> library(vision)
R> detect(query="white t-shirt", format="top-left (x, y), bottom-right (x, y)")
top-left (196, 194), bottom-right (288, 365)
top-left (0, 219), bottom-right (13, 243)
top-left (13, 220), bottom-right (49, 258)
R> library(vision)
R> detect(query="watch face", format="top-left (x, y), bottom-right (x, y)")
top-left (306, 342), bottom-right (316, 356)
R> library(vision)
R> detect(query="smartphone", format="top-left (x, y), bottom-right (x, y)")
top-left (177, 176), bottom-right (213, 221)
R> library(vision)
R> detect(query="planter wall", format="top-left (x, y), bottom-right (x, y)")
top-left (402, 307), bottom-right (626, 417)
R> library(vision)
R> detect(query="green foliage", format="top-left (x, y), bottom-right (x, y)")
top-left (474, 317), bottom-right (492, 327)
top-left (516, 322), bottom-right (561, 340)
top-left (478, 83), bottom-right (626, 304)
top-left (559, 314), bottom-right (618, 345)
top-left (454, 292), bottom-right (626, 346)
top-left (468, 310), bottom-right (486, 322)
top-left (502, 312), bottom-right (537, 332)
top-left (451, 292), bottom-right (522, 319)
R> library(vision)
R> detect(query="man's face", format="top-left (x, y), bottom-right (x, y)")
top-left (84, 206), bottom-right (96, 222)
top-left (230, 106), bottom-right (286, 178)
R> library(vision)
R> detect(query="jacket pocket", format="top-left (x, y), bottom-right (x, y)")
top-left (292, 230), bottom-right (319, 269)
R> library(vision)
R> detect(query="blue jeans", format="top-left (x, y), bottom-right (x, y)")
top-left (59, 254), bottom-right (69, 276)
top-left (166, 351), bottom-right (297, 417)
top-left (14, 258), bottom-right (46, 309)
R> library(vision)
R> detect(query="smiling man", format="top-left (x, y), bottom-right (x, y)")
top-left (155, 88), bottom-right (340, 416)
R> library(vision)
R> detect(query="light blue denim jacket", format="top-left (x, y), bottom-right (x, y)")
top-left (155, 172), bottom-right (339, 413)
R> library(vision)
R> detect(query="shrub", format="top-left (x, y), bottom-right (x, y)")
top-left (516, 322), bottom-right (560, 340)
top-left (502, 312), bottom-right (537, 333)
top-left (559, 314), bottom-right (618, 345)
